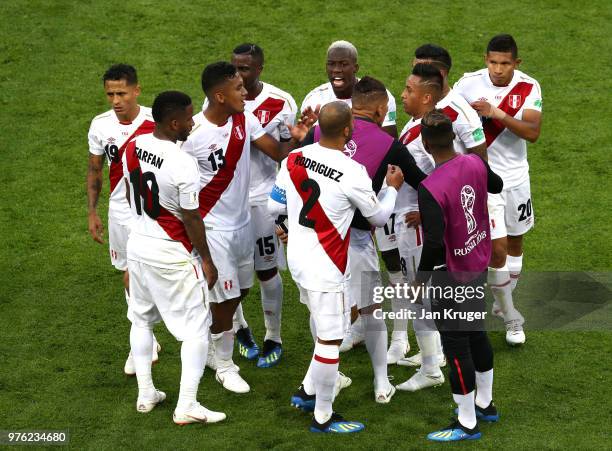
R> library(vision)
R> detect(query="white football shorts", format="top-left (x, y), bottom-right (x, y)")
top-left (374, 212), bottom-right (399, 252)
top-left (396, 219), bottom-right (424, 283)
top-left (207, 223), bottom-right (255, 302)
top-left (488, 178), bottom-right (534, 240)
top-left (347, 235), bottom-right (382, 309)
top-left (108, 218), bottom-right (131, 271)
top-left (298, 283), bottom-right (349, 342)
top-left (127, 259), bottom-right (210, 341)
top-left (251, 203), bottom-right (279, 271)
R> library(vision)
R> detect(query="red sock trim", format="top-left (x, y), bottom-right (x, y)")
top-left (489, 279), bottom-right (512, 288)
top-left (314, 354), bottom-right (339, 364)
top-left (454, 357), bottom-right (468, 395)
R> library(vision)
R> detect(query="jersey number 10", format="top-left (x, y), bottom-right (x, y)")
top-left (129, 169), bottom-right (161, 219)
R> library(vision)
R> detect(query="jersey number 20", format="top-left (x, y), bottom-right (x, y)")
top-left (129, 169), bottom-right (160, 219)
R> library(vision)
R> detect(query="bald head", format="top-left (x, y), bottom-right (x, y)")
top-left (319, 101), bottom-right (353, 139)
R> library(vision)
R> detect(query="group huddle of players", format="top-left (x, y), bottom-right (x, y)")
top-left (86, 34), bottom-right (542, 441)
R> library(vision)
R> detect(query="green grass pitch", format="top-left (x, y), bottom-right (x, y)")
top-left (0, 0), bottom-right (611, 449)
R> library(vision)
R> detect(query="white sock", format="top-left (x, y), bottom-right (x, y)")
top-left (475, 369), bottom-right (494, 408)
top-left (130, 324), bottom-right (155, 399)
top-left (488, 265), bottom-right (523, 323)
top-left (362, 310), bottom-right (389, 389)
top-left (350, 315), bottom-right (364, 339)
top-left (212, 329), bottom-right (235, 371)
top-left (391, 298), bottom-right (409, 342)
top-left (260, 273), bottom-right (283, 343)
top-left (435, 331), bottom-right (444, 356)
top-left (506, 254), bottom-right (523, 292)
top-left (302, 359), bottom-right (316, 395)
top-left (453, 391), bottom-right (477, 429)
top-left (309, 314), bottom-right (317, 343)
top-left (177, 336), bottom-right (207, 410)
top-left (232, 303), bottom-right (249, 333)
top-left (312, 342), bottom-right (339, 424)
top-left (415, 331), bottom-right (440, 375)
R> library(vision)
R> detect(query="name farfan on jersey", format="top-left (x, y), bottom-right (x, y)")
top-left (294, 156), bottom-right (343, 182)
top-left (135, 146), bottom-right (164, 169)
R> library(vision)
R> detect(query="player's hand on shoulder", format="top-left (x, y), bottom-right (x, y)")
top-left (202, 257), bottom-right (218, 290)
top-left (88, 212), bottom-right (104, 244)
top-left (385, 164), bottom-right (404, 190)
top-left (404, 211), bottom-right (421, 228)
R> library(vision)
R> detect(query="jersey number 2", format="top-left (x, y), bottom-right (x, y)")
top-left (299, 179), bottom-right (320, 229)
top-left (129, 169), bottom-right (160, 219)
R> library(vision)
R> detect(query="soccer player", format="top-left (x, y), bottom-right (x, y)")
top-left (230, 43), bottom-right (297, 367)
top-left (392, 46), bottom-right (488, 365)
top-left (393, 64), bottom-right (449, 391)
top-left (300, 40), bottom-right (401, 351)
top-left (182, 62), bottom-right (309, 394)
top-left (87, 64), bottom-right (160, 375)
top-left (453, 34), bottom-right (543, 345)
top-left (299, 76), bottom-right (427, 402)
top-left (268, 101), bottom-right (404, 433)
top-left (123, 90), bottom-right (225, 425)
top-left (415, 110), bottom-right (502, 442)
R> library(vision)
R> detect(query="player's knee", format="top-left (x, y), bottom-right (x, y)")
top-left (507, 234), bottom-right (523, 256)
top-left (489, 239), bottom-right (508, 268)
top-left (381, 248), bottom-right (401, 272)
top-left (256, 267), bottom-right (277, 282)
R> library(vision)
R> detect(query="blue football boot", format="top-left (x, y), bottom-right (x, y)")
top-left (257, 340), bottom-right (282, 368)
top-left (427, 420), bottom-right (481, 442)
top-left (235, 327), bottom-right (259, 360)
top-left (310, 413), bottom-right (364, 434)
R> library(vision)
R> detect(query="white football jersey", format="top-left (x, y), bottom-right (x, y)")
top-left (122, 134), bottom-right (201, 269)
top-left (181, 111), bottom-right (265, 231)
top-left (202, 83), bottom-right (297, 205)
top-left (301, 81), bottom-right (397, 127)
top-left (436, 89), bottom-right (486, 154)
top-left (453, 68), bottom-right (542, 188)
top-left (396, 118), bottom-right (435, 214)
top-left (272, 143), bottom-right (384, 292)
top-left (88, 106), bottom-right (155, 223)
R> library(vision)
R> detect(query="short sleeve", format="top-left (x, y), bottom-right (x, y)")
top-left (88, 121), bottom-right (104, 156)
top-left (246, 111), bottom-right (266, 140)
top-left (382, 91), bottom-right (397, 127)
top-left (343, 164), bottom-right (381, 218)
top-left (176, 154), bottom-right (201, 210)
top-left (524, 80), bottom-right (542, 112)
top-left (454, 106), bottom-right (486, 148)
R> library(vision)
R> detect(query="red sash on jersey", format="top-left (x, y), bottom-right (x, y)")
top-left (483, 81), bottom-right (533, 146)
top-left (253, 97), bottom-right (285, 128)
top-left (400, 124), bottom-right (421, 145)
top-left (287, 152), bottom-right (350, 274)
top-left (125, 141), bottom-right (193, 253)
top-left (441, 105), bottom-right (459, 122)
top-left (198, 113), bottom-right (247, 219)
top-left (109, 120), bottom-right (156, 193)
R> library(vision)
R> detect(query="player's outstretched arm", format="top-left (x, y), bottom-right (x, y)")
top-left (182, 208), bottom-right (218, 289)
top-left (363, 165), bottom-right (404, 227)
top-left (87, 154), bottom-right (105, 243)
top-left (471, 101), bottom-right (542, 143)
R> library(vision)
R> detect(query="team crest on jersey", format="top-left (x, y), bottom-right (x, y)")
top-left (256, 110), bottom-right (270, 124)
top-left (508, 95), bottom-right (522, 109)
top-left (224, 280), bottom-right (233, 291)
top-left (234, 126), bottom-right (245, 140)
top-left (343, 140), bottom-right (357, 158)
